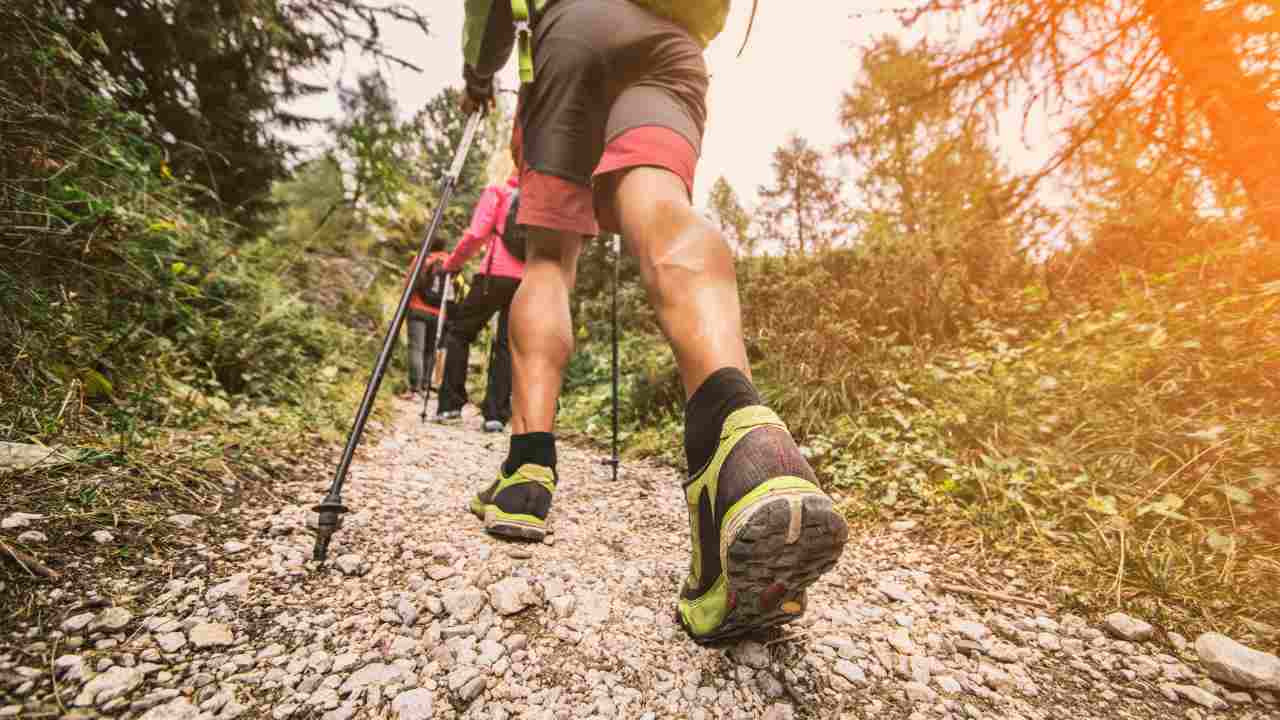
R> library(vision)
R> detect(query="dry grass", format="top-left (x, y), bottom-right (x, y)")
top-left (0, 369), bottom-right (382, 633)
top-left (795, 258), bottom-right (1280, 649)
top-left (565, 242), bottom-right (1280, 648)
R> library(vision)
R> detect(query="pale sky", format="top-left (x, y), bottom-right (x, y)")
top-left (286, 2), bottom-right (1055, 214)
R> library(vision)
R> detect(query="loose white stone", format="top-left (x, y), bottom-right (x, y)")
top-left (833, 660), bottom-right (866, 685)
top-left (489, 577), bottom-right (536, 615)
top-left (207, 574), bottom-right (250, 601)
top-left (951, 620), bottom-right (990, 642)
top-left (888, 628), bottom-right (917, 655)
top-left (340, 663), bottom-right (405, 695)
top-left (139, 697), bottom-right (199, 720)
top-left (188, 623), bottom-right (233, 648)
top-left (61, 612), bottom-right (95, 634)
top-left (878, 580), bottom-right (914, 603)
top-left (1170, 684), bottom-right (1228, 710)
top-left (1103, 613), bottom-right (1154, 642)
top-left (1195, 633), bottom-right (1280, 691)
top-left (1, 512), bottom-right (43, 529)
top-left (53, 655), bottom-right (87, 682)
top-left (443, 588), bottom-right (486, 622)
top-left (73, 666), bottom-right (142, 707)
top-left (167, 514), bottom-right (200, 528)
top-left (155, 632), bottom-right (186, 653)
top-left (936, 676), bottom-right (963, 694)
top-left (92, 607), bottom-right (133, 632)
top-left (391, 688), bottom-right (435, 719)
top-left (397, 596), bottom-right (419, 626)
top-left (335, 554), bottom-right (367, 577)
top-left (904, 681), bottom-right (939, 704)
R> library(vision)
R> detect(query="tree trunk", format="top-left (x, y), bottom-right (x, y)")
top-left (1147, 0), bottom-right (1280, 245)
top-left (794, 174), bottom-right (807, 256)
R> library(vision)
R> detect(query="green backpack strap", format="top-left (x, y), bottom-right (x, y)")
top-left (511, 0), bottom-right (534, 83)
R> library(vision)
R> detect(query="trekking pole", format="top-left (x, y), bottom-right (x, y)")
top-left (601, 233), bottom-right (621, 482)
top-left (486, 311), bottom-right (499, 375)
top-left (313, 111), bottom-right (483, 563)
top-left (419, 277), bottom-right (455, 423)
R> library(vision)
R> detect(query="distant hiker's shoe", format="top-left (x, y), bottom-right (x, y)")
top-left (676, 406), bottom-right (849, 644)
top-left (468, 464), bottom-right (554, 541)
top-left (435, 409), bottom-right (462, 423)
top-left (483, 420), bottom-right (505, 433)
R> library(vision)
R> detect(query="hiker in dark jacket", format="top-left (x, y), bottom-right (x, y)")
top-left (434, 142), bottom-right (525, 432)
top-left (458, 0), bottom-right (848, 644)
top-left (401, 237), bottom-right (450, 399)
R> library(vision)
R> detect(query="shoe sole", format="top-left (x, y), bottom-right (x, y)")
top-left (469, 500), bottom-right (546, 542)
top-left (682, 489), bottom-right (848, 644)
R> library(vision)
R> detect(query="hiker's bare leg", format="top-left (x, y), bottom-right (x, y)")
top-left (508, 229), bottom-right (583, 434)
top-left (611, 166), bottom-right (750, 399)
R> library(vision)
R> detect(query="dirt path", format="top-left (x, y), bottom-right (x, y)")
top-left (5, 398), bottom-right (1278, 719)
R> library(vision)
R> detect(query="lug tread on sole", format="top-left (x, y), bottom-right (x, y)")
top-left (689, 493), bottom-right (849, 645)
top-left (475, 504), bottom-right (547, 542)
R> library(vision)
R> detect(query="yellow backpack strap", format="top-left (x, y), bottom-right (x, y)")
top-left (511, 0), bottom-right (534, 83)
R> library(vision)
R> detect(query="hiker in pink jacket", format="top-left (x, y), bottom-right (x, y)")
top-left (435, 167), bottom-right (525, 432)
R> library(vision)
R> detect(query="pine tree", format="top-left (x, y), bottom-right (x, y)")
top-left (907, 0), bottom-right (1280, 245)
top-left (333, 72), bottom-right (415, 215)
top-left (707, 177), bottom-right (755, 257)
top-left (838, 37), bottom-right (1031, 250)
top-left (756, 134), bottom-right (846, 256)
top-left (61, 0), bottom-right (431, 225)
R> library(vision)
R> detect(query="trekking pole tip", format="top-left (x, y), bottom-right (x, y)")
top-left (599, 457), bottom-right (619, 481)
top-left (311, 496), bottom-right (349, 563)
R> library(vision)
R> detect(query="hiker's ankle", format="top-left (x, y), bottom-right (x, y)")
top-left (503, 432), bottom-right (557, 479)
top-left (683, 367), bottom-right (761, 475)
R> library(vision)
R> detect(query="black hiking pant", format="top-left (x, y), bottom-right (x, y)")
top-left (438, 275), bottom-right (520, 423)
top-left (406, 313), bottom-right (441, 393)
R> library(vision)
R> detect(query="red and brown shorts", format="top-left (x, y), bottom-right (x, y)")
top-left (513, 0), bottom-right (708, 237)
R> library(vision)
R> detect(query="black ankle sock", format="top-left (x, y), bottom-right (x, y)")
top-left (684, 367), bottom-right (761, 476)
top-left (503, 432), bottom-right (557, 479)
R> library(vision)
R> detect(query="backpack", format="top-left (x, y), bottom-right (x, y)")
top-left (499, 188), bottom-right (526, 263)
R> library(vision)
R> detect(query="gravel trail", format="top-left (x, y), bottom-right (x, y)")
top-left (5, 398), bottom-right (1279, 720)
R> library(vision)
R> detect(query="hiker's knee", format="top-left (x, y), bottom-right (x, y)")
top-left (630, 204), bottom-right (734, 301)
top-left (613, 168), bottom-right (731, 286)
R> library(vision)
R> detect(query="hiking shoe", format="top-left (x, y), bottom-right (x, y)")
top-left (468, 464), bottom-right (555, 541)
top-left (677, 406), bottom-right (849, 643)
top-left (483, 420), bottom-right (505, 433)
top-left (435, 409), bottom-right (462, 423)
